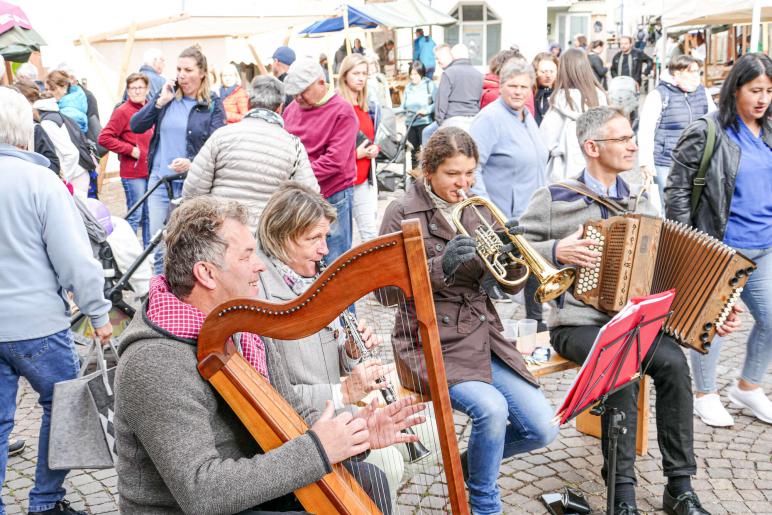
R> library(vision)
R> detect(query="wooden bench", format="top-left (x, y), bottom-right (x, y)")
top-left (525, 335), bottom-right (650, 457)
top-left (363, 333), bottom-right (650, 456)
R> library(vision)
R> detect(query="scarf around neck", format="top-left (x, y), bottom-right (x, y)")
top-left (424, 179), bottom-right (458, 231)
top-left (146, 275), bottom-right (270, 379)
top-left (243, 107), bottom-right (284, 128)
top-left (271, 257), bottom-right (318, 296)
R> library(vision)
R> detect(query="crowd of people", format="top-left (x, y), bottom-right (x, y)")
top-left (0, 28), bottom-right (770, 515)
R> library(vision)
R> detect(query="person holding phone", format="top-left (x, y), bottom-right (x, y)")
top-left (131, 45), bottom-right (225, 273)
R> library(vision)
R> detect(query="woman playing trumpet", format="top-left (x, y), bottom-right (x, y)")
top-left (379, 127), bottom-right (557, 515)
top-left (255, 183), bottom-right (435, 509)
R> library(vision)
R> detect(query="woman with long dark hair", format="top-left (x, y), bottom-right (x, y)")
top-left (540, 48), bottom-right (607, 181)
top-left (667, 53), bottom-right (772, 426)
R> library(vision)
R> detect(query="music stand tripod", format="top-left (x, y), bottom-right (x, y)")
top-left (564, 312), bottom-right (672, 515)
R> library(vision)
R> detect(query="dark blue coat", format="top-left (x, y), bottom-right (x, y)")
top-left (130, 91), bottom-right (225, 173)
top-left (653, 82), bottom-right (709, 167)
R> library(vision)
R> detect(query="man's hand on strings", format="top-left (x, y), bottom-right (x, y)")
top-left (716, 305), bottom-right (743, 336)
top-left (341, 360), bottom-right (393, 405)
top-left (344, 319), bottom-right (381, 359)
top-left (311, 401), bottom-right (370, 464)
top-left (355, 397), bottom-right (426, 450)
top-left (555, 226), bottom-right (601, 268)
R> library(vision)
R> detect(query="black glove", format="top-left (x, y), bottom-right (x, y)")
top-left (497, 219), bottom-right (525, 256)
top-left (442, 235), bottom-right (477, 278)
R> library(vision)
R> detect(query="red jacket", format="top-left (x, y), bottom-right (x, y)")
top-left (222, 85), bottom-right (250, 123)
top-left (480, 72), bottom-right (536, 116)
top-left (98, 100), bottom-right (153, 179)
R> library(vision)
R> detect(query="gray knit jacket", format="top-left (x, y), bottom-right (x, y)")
top-left (518, 175), bottom-right (657, 329)
top-left (114, 309), bottom-right (331, 515)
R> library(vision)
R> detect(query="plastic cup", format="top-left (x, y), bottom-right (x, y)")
top-left (516, 319), bottom-right (538, 355)
top-left (502, 319), bottom-right (518, 342)
top-left (517, 319), bottom-right (538, 338)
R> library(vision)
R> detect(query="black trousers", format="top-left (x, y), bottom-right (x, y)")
top-left (239, 459), bottom-right (391, 514)
top-left (551, 325), bottom-right (697, 485)
top-left (524, 275), bottom-right (544, 322)
top-left (406, 122), bottom-right (430, 169)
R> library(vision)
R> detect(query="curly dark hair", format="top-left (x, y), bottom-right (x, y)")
top-left (420, 127), bottom-right (478, 177)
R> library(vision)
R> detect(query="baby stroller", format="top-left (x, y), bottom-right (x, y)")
top-left (374, 108), bottom-right (419, 192)
top-left (70, 174), bottom-right (185, 346)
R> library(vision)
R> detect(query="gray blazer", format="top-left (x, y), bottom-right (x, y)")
top-left (256, 248), bottom-right (360, 412)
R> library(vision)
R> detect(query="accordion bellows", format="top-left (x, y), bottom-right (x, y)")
top-left (574, 215), bottom-right (755, 353)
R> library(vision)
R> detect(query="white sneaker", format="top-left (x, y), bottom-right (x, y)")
top-left (693, 393), bottom-right (734, 427)
top-left (728, 382), bottom-right (772, 424)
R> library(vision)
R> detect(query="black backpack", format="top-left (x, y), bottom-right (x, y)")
top-left (40, 111), bottom-right (99, 170)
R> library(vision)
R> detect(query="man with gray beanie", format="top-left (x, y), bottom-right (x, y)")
top-left (184, 74), bottom-right (319, 234)
top-left (283, 56), bottom-right (358, 264)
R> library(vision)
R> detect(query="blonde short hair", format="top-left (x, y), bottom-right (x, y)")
top-left (258, 183), bottom-right (337, 264)
top-left (0, 87), bottom-right (33, 148)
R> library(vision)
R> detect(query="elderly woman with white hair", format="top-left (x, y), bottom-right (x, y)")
top-left (0, 86), bottom-right (112, 515)
top-left (184, 74), bottom-right (319, 234)
top-left (469, 58), bottom-right (549, 316)
top-left (219, 63), bottom-right (249, 123)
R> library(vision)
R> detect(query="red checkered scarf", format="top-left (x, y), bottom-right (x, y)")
top-left (146, 275), bottom-right (269, 379)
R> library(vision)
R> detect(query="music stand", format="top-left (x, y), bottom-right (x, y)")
top-left (551, 290), bottom-right (675, 515)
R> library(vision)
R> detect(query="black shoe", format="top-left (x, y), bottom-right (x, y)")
top-left (460, 450), bottom-right (469, 481)
top-left (663, 489), bottom-right (710, 515)
top-left (8, 439), bottom-right (25, 457)
top-left (28, 499), bottom-right (86, 515)
top-left (615, 502), bottom-right (643, 515)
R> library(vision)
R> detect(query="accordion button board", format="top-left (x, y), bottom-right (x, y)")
top-left (573, 214), bottom-right (756, 353)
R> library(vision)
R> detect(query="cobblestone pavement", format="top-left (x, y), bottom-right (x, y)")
top-left (3, 181), bottom-right (770, 514)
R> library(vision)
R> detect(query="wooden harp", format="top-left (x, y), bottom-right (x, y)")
top-left (197, 219), bottom-right (469, 515)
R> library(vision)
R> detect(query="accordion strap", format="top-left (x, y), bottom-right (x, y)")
top-left (555, 182), bottom-right (628, 215)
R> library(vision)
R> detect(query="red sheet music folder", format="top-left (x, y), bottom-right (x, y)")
top-left (555, 289), bottom-right (676, 425)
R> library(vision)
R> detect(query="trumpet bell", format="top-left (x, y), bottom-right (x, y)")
top-left (535, 268), bottom-right (577, 303)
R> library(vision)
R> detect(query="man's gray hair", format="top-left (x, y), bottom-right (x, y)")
top-left (575, 106), bottom-right (626, 153)
top-left (499, 58), bottom-right (534, 85)
top-left (143, 48), bottom-right (163, 66)
top-left (451, 44), bottom-right (469, 60)
top-left (164, 196), bottom-right (250, 299)
top-left (249, 75), bottom-right (285, 111)
top-left (0, 87), bottom-right (33, 148)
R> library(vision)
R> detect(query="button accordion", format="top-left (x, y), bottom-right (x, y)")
top-left (573, 214), bottom-right (755, 353)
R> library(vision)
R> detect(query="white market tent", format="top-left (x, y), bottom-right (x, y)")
top-left (73, 10), bottom-right (332, 105)
top-left (662, 0), bottom-right (772, 27)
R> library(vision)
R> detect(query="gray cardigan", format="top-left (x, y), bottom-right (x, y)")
top-left (518, 174), bottom-right (657, 329)
top-left (256, 249), bottom-right (360, 412)
top-left (114, 309), bottom-right (331, 514)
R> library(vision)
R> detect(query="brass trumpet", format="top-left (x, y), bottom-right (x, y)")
top-left (451, 189), bottom-right (576, 303)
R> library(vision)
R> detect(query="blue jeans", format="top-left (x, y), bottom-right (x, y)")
top-left (325, 187), bottom-right (353, 266)
top-left (121, 177), bottom-right (150, 248)
top-left (691, 246), bottom-right (772, 392)
top-left (421, 121), bottom-right (439, 147)
top-left (0, 329), bottom-right (80, 514)
top-left (147, 172), bottom-right (184, 275)
top-left (449, 355), bottom-right (558, 515)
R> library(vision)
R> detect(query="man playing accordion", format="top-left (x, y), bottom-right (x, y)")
top-left (518, 107), bottom-right (741, 515)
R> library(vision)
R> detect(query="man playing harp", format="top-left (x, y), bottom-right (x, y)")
top-left (518, 107), bottom-right (741, 515)
top-left (113, 196), bottom-right (425, 514)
